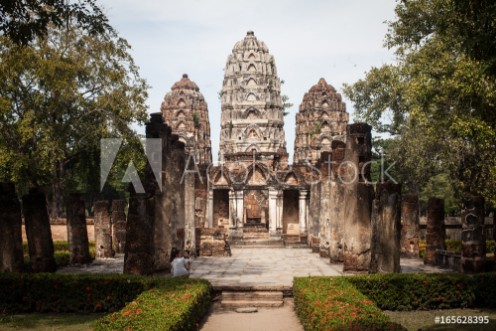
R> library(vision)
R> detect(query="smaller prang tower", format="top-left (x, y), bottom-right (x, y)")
top-left (294, 78), bottom-right (348, 164)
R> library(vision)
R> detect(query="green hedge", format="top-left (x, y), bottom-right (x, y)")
top-left (0, 273), bottom-right (146, 313)
top-left (346, 274), bottom-right (477, 310)
top-left (293, 277), bottom-right (405, 330)
top-left (95, 278), bottom-right (211, 331)
top-left (346, 273), bottom-right (496, 311)
top-left (0, 273), bottom-right (212, 331)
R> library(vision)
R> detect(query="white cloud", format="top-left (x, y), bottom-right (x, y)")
top-left (102, 0), bottom-right (397, 161)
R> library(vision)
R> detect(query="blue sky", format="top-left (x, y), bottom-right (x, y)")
top-left (103, 0), bottom-right (397, 162)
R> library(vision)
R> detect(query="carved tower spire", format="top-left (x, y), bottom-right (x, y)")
top-left (219, 31), bottom-right (287, 160)
top-left (294, 78), bottom-right (348, 164)
top-left (161, 74), bottom-right (212, 164)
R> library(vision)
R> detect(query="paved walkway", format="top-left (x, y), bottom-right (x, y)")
top-left (200, 299), bottom-right (304, 331)
top-left (190, 248), bottom-right (342, 287)
top-left (190, 248), bottom-right (451, 287)
top-left (56, 248), bottom-right (451, 280)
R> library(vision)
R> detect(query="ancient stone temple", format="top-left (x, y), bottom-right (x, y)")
top-left (161, 74), bottom-right (212, 165)
top-left (207, 31), bottom-right (307, 240)
top-left (294, 78), bottom-right (349, 164)
top-left (151, 31), bottom-right (399, 273)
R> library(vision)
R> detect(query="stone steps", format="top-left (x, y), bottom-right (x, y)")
top-left (221, 291), bottom-right (284, 308)
top-left (230, 239), bottom-right (284, 248)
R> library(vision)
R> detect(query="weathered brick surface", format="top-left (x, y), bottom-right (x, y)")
top-left (0, 182), bottom-right (24, 272)
top-left (111, 199), bottom-right (127, 254)
top-left (22, 188), bottom-right (56, 272)
top-left (370, 182), bottom-right (402, 273)
top-left (424, 198), bottom-right (446, 265)
top-left (401, 194), bottom-right (420, 258)
top-left (66, 193), bottom-right (91, 264)
top-left (93, 200), bottom-right (113, 259)
top-left (461, 194), bottom-right (485, 273)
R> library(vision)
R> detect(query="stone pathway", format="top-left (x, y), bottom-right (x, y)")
top-left (200, 299), bottom-right (304, 331)
top-left (56, 248), bottom-right (451, 278)
top-left (190, 248), bottom-right (342, 287)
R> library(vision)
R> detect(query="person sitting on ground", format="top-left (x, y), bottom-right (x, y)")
top-left (171, 250), bottom-right (191, 278)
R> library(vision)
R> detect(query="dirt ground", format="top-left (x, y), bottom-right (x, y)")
top-left (22, 225), bottom-right (95, 242)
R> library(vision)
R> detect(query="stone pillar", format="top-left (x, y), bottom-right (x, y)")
top-left (22, 188), bottom-right (56, 272)
top-left (111, 200), bottom-right (127, 254)
top-left (370, 182), bottom-right (402, 273)
top-left (307, 182), bottom-right (321, 244)
top-left (228, 190), bottom-right (236, 228)
top-left (424, 197), bottom-right (445, 265)
top-left (342, 123), bottom-right (373, 272)
top-left (66, 194), bottom-right (91, 264)
top-left (0, 182), bottom-right (24, 272)
top-left (184, 172), bottom-right (196, 256)
top-left (268, 190), bottom-right (278, 235)
top-left (400, 194), bottom-right (420, 258)
top-left (298, 190), bottom-right (308, 234)
top-left (206, 190), bottom-right (214, 228)
top-left (124, 191), bottom-right (155, 275)
top-left (329, 181), bottom-right (345, 263)
top-left (277, 190), bottom-right (283, 231)
top-left (461, 195), bottom-right (485, 273)
top-left (93, 200), bottom-right (114, 258)
top-left (165, 136), bottom-right (185, 257)
top-left (319, 179), bottom-right (331, 258)
top-left (235, 190), bottom-right (244, 228)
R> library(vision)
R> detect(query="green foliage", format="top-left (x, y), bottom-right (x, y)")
top-left (0, 0), bottom-right (113, 45)
top-left (192, 112), bottom-right (200, 129)
top-left (419, 173), bottom-right (459, 215)
top-left (22, 241), bottom-right (95, 268)
top-left (281, 94), bottom-right (293, 116)
top-left (343, 0), bottom-right (496, 206)
top-left (95, 278), bottom-right (211, 331)
top-left (347, 274), bottom-right (478, 311)
top-left (0, 273), bottom-right (211, 331)
top-left (0, 274), bottom-right (147, 313)
top-left (293, 277), bottom-right (405, 331)
top-left (0, 21), bottom-right (149, 204)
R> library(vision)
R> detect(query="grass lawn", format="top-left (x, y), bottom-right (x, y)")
top-left (0, 313), bottom-right (104, 331)
top-left (385, 309), bottom-right (496, 330)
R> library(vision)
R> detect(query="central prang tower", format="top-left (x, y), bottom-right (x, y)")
top-left (219, 31), bottom-right (287, 159)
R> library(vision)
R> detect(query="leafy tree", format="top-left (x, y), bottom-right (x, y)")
top-left (0, 22), bottom-right (149, 216)
top-left (0, 0), bottom-right (112, 44)
top-left (343, 0), bottom-right (496, 207)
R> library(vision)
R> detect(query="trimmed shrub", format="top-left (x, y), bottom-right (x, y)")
top-left (0, 273), bottom-right (146, 313)
top-left (0, 273), bottom-right (211, 331)
top-left (293, 277), bottom-right (405, 331)
top-left (346, 274), bottom-right (477, 310)
top-left (95, 278), bottom-right (211, 331)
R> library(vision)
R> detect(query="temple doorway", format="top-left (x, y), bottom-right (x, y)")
top-left (283, 190), bottom-right (299, 235)
top-left (213, 189), bottom-right (229, 228)
top-left (244, 189), bottom-right (268, 230)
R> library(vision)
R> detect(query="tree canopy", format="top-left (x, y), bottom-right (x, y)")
top-left (0, 0), bottom-right (112, 44)
top-left (0, 18), bottom-right (149, 215)
top-left (343, 0), bottom-right (496, 207)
